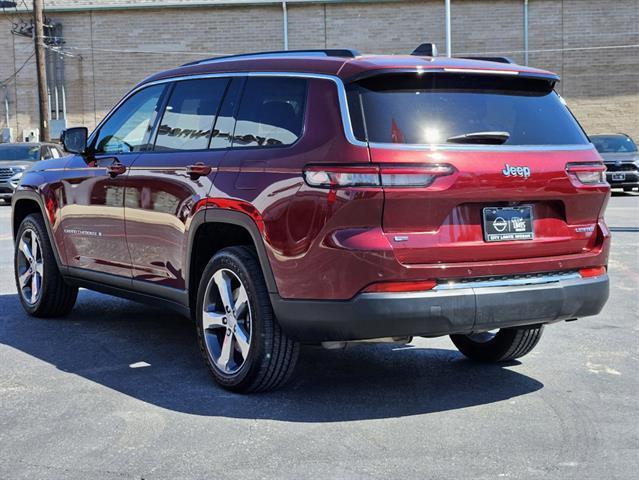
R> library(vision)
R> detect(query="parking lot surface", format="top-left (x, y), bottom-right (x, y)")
top-left (0, 193), bottom-right (637, 480)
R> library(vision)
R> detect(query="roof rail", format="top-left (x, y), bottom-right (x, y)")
top-left (456, 56), bottom-right (517, 64)
top-left (183, 49), bottom-right (360, 66)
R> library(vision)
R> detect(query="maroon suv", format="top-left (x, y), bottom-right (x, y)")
top-left (12, 49), bottom-right (610, 392)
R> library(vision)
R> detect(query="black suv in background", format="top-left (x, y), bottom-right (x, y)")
top-left (591, 134), bottom-right (639, 192)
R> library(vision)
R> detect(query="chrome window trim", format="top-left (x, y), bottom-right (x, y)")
top-left (433, 271), bottom-right (582, 291)
top-left (88, 71), bottom-right (368, 149)
top-left (88, 71), bottom-right (592, 153)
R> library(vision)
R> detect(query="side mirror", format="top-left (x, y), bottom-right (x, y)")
top-left (61, 127), bottom-right (88, 154)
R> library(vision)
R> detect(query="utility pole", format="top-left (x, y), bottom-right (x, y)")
top-left (445, 0), bottom-right (452, 57)
top-left (34, 0), bottom-right (49, 141)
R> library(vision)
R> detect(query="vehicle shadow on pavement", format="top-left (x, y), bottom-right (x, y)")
top-left (0, 291), bottom-right (543, 422)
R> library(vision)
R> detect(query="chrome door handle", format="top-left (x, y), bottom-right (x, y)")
top-left (106, 161), bottom-right (127, 177)
top-left (186, 163), bottom-right (212, 178)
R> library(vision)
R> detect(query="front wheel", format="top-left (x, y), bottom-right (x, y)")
top-left (450, 325), bottom-right (544, 362)
top-left (195, 246), bottom-right (299, 393)
top-left (14, 213), bottom-right (78, 317)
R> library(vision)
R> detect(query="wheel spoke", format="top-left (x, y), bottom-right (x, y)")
top-left (217, 331), bottom-right (233, 371)
top-left (35, 261), bottom-right (44, 276)
top-left (30, 274), bottom-right (39, 303)
top-left (234, 325), bottom-right (250, 359)
top-left (213, 270), bottom-right (235, 315)
top-left (234, 287), bottom-right (248, 318)
top-left (31, 234), bottom-right (39, 262)
top-left (19, 239), bottom-right (33, 263)
top-left (18, 270), bottom-right (32, 288)
top-left (202, 310), bottom-right (226, 330)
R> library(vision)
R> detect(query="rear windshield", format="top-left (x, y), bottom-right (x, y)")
top-left (347, 74), bottom-right (589, 146)
top-left (591, 135), bottom-right (637, 153)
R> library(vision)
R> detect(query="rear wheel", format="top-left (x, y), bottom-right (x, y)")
top-left (14, 213), bottom-right (78, 317)
top-left (195, 246), bottom-right (299, 392)
top-left (450, 325), bottom-right (544, 362)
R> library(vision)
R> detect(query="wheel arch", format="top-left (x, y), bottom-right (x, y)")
top-left (186, 208), bottom-right (279, 316)
top-left (11, 189), bottom-right (66, 271)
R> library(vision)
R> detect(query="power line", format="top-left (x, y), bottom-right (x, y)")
top-left (0, 50), bottom-right (35, 86)
top-left (52, 42), bottom-right (639, 58)
top-left (456, 43), bottom-right (639, 56)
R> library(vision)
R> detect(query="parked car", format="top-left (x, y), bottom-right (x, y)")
top-left (12, 49), bottom-right (610, 392)
top-left (0, 142), bottom-right (65, 203)
top-left (591, 133), bottom-right (639, 192)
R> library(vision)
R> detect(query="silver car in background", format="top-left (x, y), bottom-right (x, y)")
top-left (591, 134), bottom-right (639, 192)
top-left (0, 143), bottom-right (66, 203)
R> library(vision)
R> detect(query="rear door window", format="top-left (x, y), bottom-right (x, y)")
top-left (233, 77), bottom-right (307, 148)
top-left (154, 78), bottom-right (229, 151)
top-left (347, 74), bottom-right (589, 146)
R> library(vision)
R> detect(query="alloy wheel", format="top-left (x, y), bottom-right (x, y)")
top-left (16, 228), bottom-right (44, 305)
top-left (201, 268), bottom-right (252, 375)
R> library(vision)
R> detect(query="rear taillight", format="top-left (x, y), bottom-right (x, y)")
top-left (579, 266), bottom-right (607, 278)
top-left (303, 164), bottom-right (454, 188)
top-left (363, 280), bottom-right (437, 293)
top-left (566, 162), bottom-right (607, 185)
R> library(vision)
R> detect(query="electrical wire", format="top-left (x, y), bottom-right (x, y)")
top-left (0, 50), bottom-right (35, 86)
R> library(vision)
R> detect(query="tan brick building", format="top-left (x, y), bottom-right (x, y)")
top-left (0, 0), bottom-right (637, 141)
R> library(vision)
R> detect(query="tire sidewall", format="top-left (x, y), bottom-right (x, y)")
top-left (195, 248), bottom-right (269, 389)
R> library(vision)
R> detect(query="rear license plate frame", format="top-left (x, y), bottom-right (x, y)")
top-left (482, 206), bottom-right (534, 242)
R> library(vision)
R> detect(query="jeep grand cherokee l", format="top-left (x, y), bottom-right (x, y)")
top-left (12, 49), bottom-right (610, 392)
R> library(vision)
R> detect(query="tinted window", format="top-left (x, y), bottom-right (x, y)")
top-left (94, 84), bottom-right (166, 154)
top-left (591, 135), bottom-right (637, 153)
top-left (210, 78), bottom-right (244, 149)
top-left (233, 77), bottom-right (307, 148)
top-left (154, 78), bottom-right (228, 151)
top-left (348, 74), bottom-right (589, 146)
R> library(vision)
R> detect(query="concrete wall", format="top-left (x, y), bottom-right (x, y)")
top-left (0, 0), bottom-right (637, 140)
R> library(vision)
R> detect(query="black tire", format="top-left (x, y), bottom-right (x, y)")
top-left (14, 213), bottom-right (78, 317)
top-left (450, 325), bottom-right (544, 362)
top-left (195, 246), bottom-right (299, 393)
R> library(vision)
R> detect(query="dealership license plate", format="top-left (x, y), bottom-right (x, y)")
top-left (612, 172), bottom-right (626, 181)
top-left (483, 206), bottom-right (534, 242)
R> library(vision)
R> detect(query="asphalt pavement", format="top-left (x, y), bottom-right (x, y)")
top-left (0, 192), bottom-right (637, 480)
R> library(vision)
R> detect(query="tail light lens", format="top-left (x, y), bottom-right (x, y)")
top-left (579, 266), bottom-right (606, 278)
top-left (363, 280), bottom-right (437, 293)
top-left (303, 164), bottom-right (454, 188)
top-left (566, 162), bottom-right (607, 185)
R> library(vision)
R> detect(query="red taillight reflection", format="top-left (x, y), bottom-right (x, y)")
top-left (579, 266), bottom-right (607, 278)
top-left (363, 280), bottom-right (437, 293)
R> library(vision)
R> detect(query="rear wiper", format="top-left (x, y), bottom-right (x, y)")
top-left (446, 131), bottom-right (510, 145)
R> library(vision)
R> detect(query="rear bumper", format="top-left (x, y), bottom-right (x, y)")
top-left (271, 274), bottom-right (609, 342)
